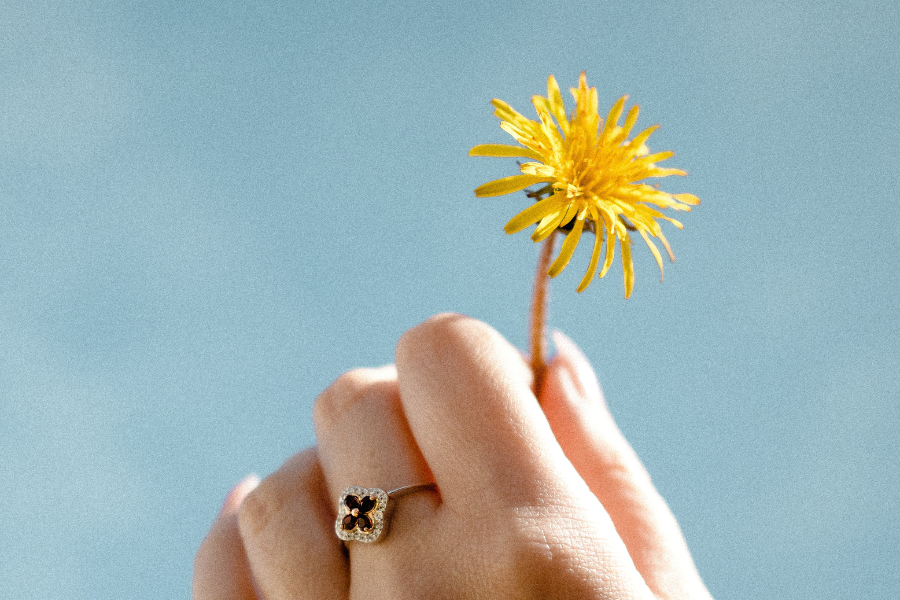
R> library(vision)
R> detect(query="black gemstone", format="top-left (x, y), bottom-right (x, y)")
top-left (341, 514), bottom-right (357, 531)
top-left (357, 515), bottom-right (373, 532)
top-left (360, 495), bottom-right (377, 513)
top-left (345, 495), bottom-right (361, 510)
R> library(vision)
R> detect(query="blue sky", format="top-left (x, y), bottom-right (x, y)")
top-left (1, 1), bottom-right (899, 598)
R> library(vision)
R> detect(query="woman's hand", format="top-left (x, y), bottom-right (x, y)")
top-left (193, 314), bottom-right (712, 599)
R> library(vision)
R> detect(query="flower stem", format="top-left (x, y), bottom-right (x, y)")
top-left (530, 231), bottom-right (557, 399)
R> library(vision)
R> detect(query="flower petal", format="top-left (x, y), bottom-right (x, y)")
top-left (531, 206), bottom-right (568, 242)
top-left (602, 95), bottom-right (628, 139)
top-left (674, 193), bottom-right (701, 206)
top-left (645, 167), bottom-right (687, 178)
top-left (499, 122), bottom-right (547, 152)
top-left (474, 175), bottom-right (552, 197)
top-left (345, 495), bottom-right (361, 510)
top-left (546, 75), bottom-right (569, 135)
top-left (621, 233), bottom-right (635, 298)
top-left (657, 229), bottom-right (676, 262)
top-left (504, 199), bottom-right (564, 234)
top-left (598, 210), bottom-right (617, 279)
top-left (469, 144), bottom-right (544, 161)
top-left (627, 125), bottom-right (659, 152)
top-left (577, 212), bottom-right (605, 292)
top-left (520, 162), bottom-right (556, 177)
top-left (618, 105), bottom-right (640, 142)
top-left (548, 216), bottom-right (585, 278)
top-left (640, 150), bottom-right (675, 164)
top-left (557, 202), bottom-right (579, 229)
top-left (639, 228), bottom-right (665, 281)
top-left (491, 98), bottom-right (530, 124)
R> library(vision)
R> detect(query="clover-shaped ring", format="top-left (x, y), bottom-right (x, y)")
top-left (335, 483), bottom-right (437, 543)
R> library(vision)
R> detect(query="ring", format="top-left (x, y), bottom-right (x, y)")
top-left (335, 483), bottom-right (437, 543)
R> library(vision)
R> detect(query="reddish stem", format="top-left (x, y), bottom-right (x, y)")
top-left (530, 231), bottom-right (557, 399)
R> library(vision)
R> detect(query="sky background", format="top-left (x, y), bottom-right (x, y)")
top-left (2, 0), bottom-right (899, 598)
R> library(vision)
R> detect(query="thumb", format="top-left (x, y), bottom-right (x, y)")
top-left (540, 330), bottom-right (712, 600)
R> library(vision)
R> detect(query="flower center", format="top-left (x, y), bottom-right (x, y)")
top-left (350, 508), bottom-right (359, 517)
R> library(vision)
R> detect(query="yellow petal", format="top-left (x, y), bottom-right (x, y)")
top-left (504, 199), bottom-right (564, 234)
top-left (628, 125), bottom-right (659, 151)
top-left (532, 95), bottom-right (553, 119)
top-left (639, 228), bottom-right (665, 281)
top-left (557, 202), bottom-right (579, 229)
top-left (640, 150), bottom-right (675, 164)
top-left (586, 87), bottom-right (599, 133)
top-left (547, 75), bottom-right (569, 134)
top-left (577, 214), bottom-right (605, 292)
top-left (657, 230), bottom-right (676, 262)
top-left (490, 99), bottom-right (529, 123)
top-left (538, 110), bottom-right (565, 157)
top-left (532, 203), bottom-right (569, 241)
top-left (499, 121), bottom-right (545, 150)
top-left (674, 193), bottom-right (701, 205)
top-left (602, 95), bottom-right (628, 138)
top-left (645, 167), bottom-right (687, 178)
top-left (520, 162), bottom-right (557, 177)
top-left (618, 105), bottom-right (640, 142)
top-left (548, 216), bottom-right (584, 278)
top-left (474, 175), bottom-right (552, 197)
top-left (469, 144), bottom-right (544, 161)
top-left (531, 212), bottom-right (566, 242)
top-left (598, 211), bottom-right (617, 278)
top-left (570, 72), bottom-right (588, 107)
top-left (621, 233), bottom-right (635, 298)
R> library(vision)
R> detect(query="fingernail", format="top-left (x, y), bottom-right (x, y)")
top-left (551, 330), bottom-right (605, 407)
top-left (220, 474), bottom-right (260, 515)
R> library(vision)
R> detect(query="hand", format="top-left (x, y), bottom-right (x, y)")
top-left (193, 314), bottom-right (712, 599)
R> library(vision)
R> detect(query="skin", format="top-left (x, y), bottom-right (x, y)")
top-left (193, 314), bottom-right (713, 599)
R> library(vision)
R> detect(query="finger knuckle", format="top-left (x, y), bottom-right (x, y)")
top-left (312, 367), bottom-right (397, 428)
top-left (238, 449), bottom-right (321, 540)
top-left (396, 313), bottom-right (469, 361)
top-left (237, 480), bottom-right (284, 540)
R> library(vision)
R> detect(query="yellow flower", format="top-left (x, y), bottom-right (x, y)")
top-left (471, 72), bottom-right (699, 297)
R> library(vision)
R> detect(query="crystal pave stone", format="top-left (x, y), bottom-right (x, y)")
top-left (335, 487), bottom-right (388, 543)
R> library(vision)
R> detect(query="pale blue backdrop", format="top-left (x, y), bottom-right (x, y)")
top-left (2, 1), bottom-right (898, 598)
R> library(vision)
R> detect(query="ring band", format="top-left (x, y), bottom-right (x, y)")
top-left (335, 483), bottom-right (437, 543)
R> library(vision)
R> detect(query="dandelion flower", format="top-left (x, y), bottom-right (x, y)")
top-left (470, 72), bottom-right (699, 297)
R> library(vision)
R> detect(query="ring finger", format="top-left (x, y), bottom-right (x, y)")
top-left (312, 366), bottom-right (439, 590)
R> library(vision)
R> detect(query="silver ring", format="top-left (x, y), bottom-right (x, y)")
top-left (335, 483), bottom-right (437, 543)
